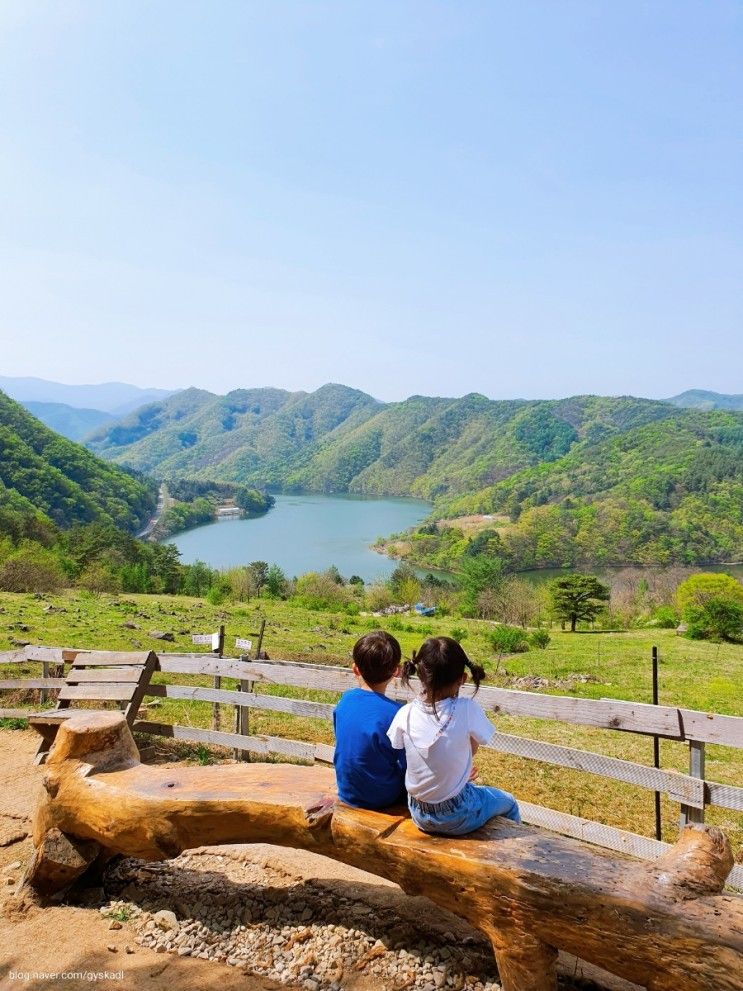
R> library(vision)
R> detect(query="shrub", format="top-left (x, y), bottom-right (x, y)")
top-left (676, 573), bottom-right (743, 613)
top-left (0, 547), bottom-right (66, 593)
top-left (685, 597), bottom-right (743, 642)
top-left (489, 625), bottom-right (530, 654)
top-left (365, 583), bottom-right (395, 612)
top-left (77, 561), bottom-right (123, 593)
top-left (294, 571), bottom-right (350, 611)
top-left (650, 606), bottom-right (680, 629)
top-left (205, 586), bottom-right (224, 605)
top-left (449, 626), bottom-right (468, 643)
top-left (529, 629), bottom-right (551, 649)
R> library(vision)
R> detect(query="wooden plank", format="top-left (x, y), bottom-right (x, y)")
top-left (66, 669), bottom-right (142, 683)
top-left (0, 679), bottom-right (66, 690)
top-left (487, 733), bottom-right (706, 808)
top-left (0, 708), bottom-right (30, 718)
top-left (158, 655), bottom-right (263, 680)
top-left (145, 683), bottom-right (335, 720)
top-left (71, 651), bottom-right (153, 667)
top-left (29, 709), bottom-right (113, 723)
top-left (132, 721), bottom-right (334, 763)
top-left (59, 685), bottom-right (137, 702)
top-left (675, 708), bottom-right (743, 749)
top-left (124, 651), bottom-right (158, 725)
top-left (706, 781), bottom-right (743, 812)
top-left (0, 650), bottom-right (30, 665)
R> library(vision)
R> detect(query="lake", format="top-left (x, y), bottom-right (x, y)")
top-left (164, 493), bottom-right (431, 582)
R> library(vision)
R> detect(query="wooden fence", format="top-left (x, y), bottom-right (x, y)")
top-left (2, 644), bottom-right (742, 889)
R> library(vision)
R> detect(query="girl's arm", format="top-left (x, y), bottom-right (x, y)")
top-left (471, 740), bottom-right (480, 757)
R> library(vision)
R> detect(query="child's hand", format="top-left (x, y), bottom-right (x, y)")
top-left (469, 764), bottom-right (479, 782)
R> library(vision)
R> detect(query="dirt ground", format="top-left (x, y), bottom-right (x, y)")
top-left (0, 730), bottom-right (289, 991)
top-left (0, 729), bottom-right (640, 991)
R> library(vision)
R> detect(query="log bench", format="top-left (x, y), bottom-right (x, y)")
top-left (23, 713), bottom-right (743, 991)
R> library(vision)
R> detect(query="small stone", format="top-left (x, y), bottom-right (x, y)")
top-left (178, 947), bottom-right (192, 957)
top-left (109, 920), bottom-right (123, 930)
top-left (153, 910), bottom-right (179, 932)
top-left (125, 946), bottom-right (135, 954)
top-left (3, 861), bottom-right (22, 873)
top-left (107, 945), bottom-right (118, 953)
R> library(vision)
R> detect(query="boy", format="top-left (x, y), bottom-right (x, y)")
top-left (333, 630), bottom-right (407, 809)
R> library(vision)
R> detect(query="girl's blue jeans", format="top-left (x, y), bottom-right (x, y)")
top-left (409, 782), bottom-right (521, 836)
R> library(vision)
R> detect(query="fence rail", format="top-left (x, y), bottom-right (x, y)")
top-left (2, 644), bottom-right (742, 889)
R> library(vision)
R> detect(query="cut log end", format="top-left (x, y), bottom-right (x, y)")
top-left (22, 827), bottom-right (100, 898)
top-left (647, 824), bottom-right (734, 899)
top-left (43, 711), bottom-right (139, 772)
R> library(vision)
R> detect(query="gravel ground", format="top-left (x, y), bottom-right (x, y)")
top-left (103, 847), bottom-right (502, 991)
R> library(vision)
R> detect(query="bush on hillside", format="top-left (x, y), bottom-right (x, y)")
top-left (529, 629), bottom-right (551, 649)
top-left (649, 606), bottom-right (680, 629)
top-left (0, 546), bottom-right (66, 593)
top-left (489, 625), bottom-right (530, 654)
top-left (294, 571), bottom-right (351, 611)
top-left (685, 597), bottom-right (743, 643)
top-left (676, 573), bottom-right (743, 613)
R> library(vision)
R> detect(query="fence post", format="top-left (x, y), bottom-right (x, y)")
top-left (651, 646), bottom-right (662, 841)
top-left (212, 625), bottom-right (225, 732)
top-left (41, 660), bottom-right (50, 707)
top-left (234, 654), bottom-right (253, 762)
top-left (679, 740), bottom-right (706, 827)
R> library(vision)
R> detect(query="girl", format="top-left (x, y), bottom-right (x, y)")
top-left (387, 636), bottom-right (520, 836)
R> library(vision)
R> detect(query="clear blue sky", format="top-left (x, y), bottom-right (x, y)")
top-left (0, 2), bottom-right (741, 401)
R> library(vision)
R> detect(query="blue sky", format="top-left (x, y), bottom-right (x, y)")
top-left (0, 2), bottom-right (741, 401)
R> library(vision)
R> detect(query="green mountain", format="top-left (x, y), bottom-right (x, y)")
top-left (87, 384), bottom-right (384, 483)
top-left (665, 389), bottom-right (743, 412)
top-left (23, 401), bottom-right (113, 441)
top-left (394, 409), bottom-right (743, 570)
top-left (0, 390), bottom-right (157, 533)
top-left (89, 387), bottom-right (676, 502)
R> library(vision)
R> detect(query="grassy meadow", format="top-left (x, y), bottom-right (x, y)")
top-left (1, 589), bottom-right (741, 853)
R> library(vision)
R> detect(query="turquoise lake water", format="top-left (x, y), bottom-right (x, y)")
top-left (164, 492), bottom-right (430, 582)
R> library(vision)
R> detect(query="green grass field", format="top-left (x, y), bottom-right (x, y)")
top-left (1, 589), bottom-right (741, 853)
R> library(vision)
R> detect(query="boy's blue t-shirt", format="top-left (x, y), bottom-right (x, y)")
top-left (333, 688), bottom-right (407, 810)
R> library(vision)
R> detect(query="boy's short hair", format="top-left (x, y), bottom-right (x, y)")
top-left (352, 630), bottom-right (401, 685)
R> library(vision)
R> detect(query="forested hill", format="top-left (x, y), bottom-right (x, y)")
top-left (0, 390), bottom-right (157, 533)
top-left (89, 387), bottom-right (677, 498)
top-left (421, 409), bottom-right (743, 569)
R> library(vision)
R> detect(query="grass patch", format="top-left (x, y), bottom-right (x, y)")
top-left (1, 589), bottom-right (741, 850)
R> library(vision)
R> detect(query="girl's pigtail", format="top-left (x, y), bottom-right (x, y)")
top-left (466, 660), bottom-right (487, 693)
top-left (400, 651), bottom-right (417, 689)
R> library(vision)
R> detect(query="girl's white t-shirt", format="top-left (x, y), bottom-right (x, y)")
top-left (387, 696), bottom-right (495, 803)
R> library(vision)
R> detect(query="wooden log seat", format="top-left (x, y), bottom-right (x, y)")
top-left (24, 713), bottom-right (743, 991)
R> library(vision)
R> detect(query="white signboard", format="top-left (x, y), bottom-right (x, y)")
top-left (192, 632), bottom-right (222, 651)
top-left (235, 638), bottom-right (253, 652)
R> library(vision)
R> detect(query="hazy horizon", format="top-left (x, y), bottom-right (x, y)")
top-left (1, 371), bottom-right (739, 407)
top-left (1, 3), bottom-right (741, 400)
